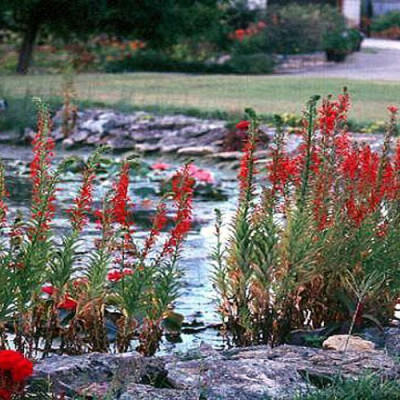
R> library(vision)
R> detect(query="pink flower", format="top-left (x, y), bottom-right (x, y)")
top-left (182, 164), bottom-right (215, 184)
top-left (191, 169), bottom-right (214, 184)
top-left (151, 162), bottom-right (171, 171)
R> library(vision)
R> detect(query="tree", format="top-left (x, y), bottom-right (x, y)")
top-left (0, 0), bottom-right (106, 74)
top-left (0, 0), bottom-right (225, 74)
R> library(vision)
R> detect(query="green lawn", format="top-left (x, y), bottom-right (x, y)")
top-left (2, 72), bottom-right (400, 123)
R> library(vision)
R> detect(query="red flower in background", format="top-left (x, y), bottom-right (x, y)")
top-left (236, 120), bottom-right (250, 131)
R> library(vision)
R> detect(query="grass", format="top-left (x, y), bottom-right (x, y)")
top-left (1, 73), bottom-right (400, 125)
top-left (295, 375), bottom-right (400, 400)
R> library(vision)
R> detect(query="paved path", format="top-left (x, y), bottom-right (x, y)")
top-left (287, 39), bottom-right (400, 81)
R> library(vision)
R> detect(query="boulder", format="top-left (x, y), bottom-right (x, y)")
top-left (81, 119), bottom-right (108, 135)
top-left (323, 335), bottom-right (376, 352)
top-left (33, 352), bottom-right (166, 397)
top-left (106, 137), bottom-right (136, 151)
top-left (209, 151), bottom-right (242, 161)
top-left (70, 130), bottom-right (90, 143)
top-left (135, 143), bottom-right (161, 153)
top-left (385, 327), bottom-right (400, 357)
top-left (119, 384), bottom-right (197, 400)
top-left (31, 344), bottom-right (399, 400)
top-left (177, 146), bottom-right (216, 156)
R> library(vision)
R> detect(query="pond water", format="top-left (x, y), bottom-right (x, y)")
top-left (1, 144), bottom-right (238, 355)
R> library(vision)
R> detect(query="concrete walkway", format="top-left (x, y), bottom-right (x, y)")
top-left (290, 38), bottom-right (400, 81)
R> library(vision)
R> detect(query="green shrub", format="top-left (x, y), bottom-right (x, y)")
top-left (371, 11), bottom-right (400, 34)
top-left (323, 30), bottom-right (353, 62)
top-left (105, 49), bottom-right (276, 75)
top-left (228, 53), bottom-right (275, 74)
top-left (232, 4), bottom-right (346, 56)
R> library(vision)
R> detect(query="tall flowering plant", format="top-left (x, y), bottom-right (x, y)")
top-left (213, 91), bottom-right (400, 346)
top-left (0, 100), bottom-right (193, 357)
top-left (109, 162), bottom-right (194, 355)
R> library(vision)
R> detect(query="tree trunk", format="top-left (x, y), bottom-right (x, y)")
top-left (16, 23), bottom-right (40, 75)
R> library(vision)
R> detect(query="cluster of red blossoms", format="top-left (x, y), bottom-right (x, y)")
top-left (29, 106), bottom-right (57, 240)
top-left (236, 120), bottom-right (258, 198)
top-left (0, 163), bottom-right (7, 228)
top-left (0, 350), bottom-right (33, 400)
top-left (264, 92), bottom-right (400, 230)
top-left (69, 166), bottom-right (96, 232)
top-left (107, 268), bottom-right (133, 282)
top-left (228, 21), bottom-right (267, 42)
top-left (162, 165), bottom-right (195, 254)
top-left (236, 93), bottom-right (400, 233)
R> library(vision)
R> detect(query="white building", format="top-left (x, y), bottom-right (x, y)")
top-left (342, 0), bottom-right (362, 27)
top-left (246, 0), bottom-right (268, 10)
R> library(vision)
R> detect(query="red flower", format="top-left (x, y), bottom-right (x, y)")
top-left (388, 105), bottom-right (398, 114)
top-left (0, 163), bottom-right (7, 228)
top-left (238, 138), bottom-right (257, 198)
top-left (236, 120), bottom-right (250, 131)
top-left (41, 285), bottom-right (55, 296)
top-left (57, 296), bottom-right (77, 310)
top-left (107, 270), bottom-right (123, 282)
top-left (10, 359), bottom-right (33, 382)
top-left (29, 106), bottom-right (57, 241)
top-left (123, 268), bottom-right (133, 276)
top-left (111, 163), bottom-right (132, 228)
top-left (107, 268), bottom-right (133, 282)
top-left (162, 165), bottom-right (194, 254)
top-left (0, 389), bottom-right (11, 400)
top-left (0, 350), bottom-right (33, 395)
top-left (69, 168), bottom-right (96, 232)
top-left (142, 201), bottom-right (168, 258)
top-left (0, 350), bottom-right (24, 370)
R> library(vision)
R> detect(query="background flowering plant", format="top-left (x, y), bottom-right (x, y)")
top-left (213, 90), bottom-right (400, 346)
